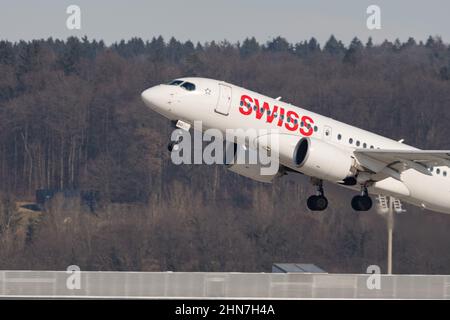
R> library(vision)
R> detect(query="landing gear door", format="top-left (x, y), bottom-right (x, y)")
top-left (215, 84), bottom-right (232, 116)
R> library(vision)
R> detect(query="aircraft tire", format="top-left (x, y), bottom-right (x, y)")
top-left (351, 195), bottom-right (373, 211)
top-left (307, 195), bottom-right (328, 211)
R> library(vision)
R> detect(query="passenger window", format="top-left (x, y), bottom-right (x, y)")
top-left (444, 171), bottom-right (447, 177)
top-left (356, 141), bottom-right (360, 147)
top-left (349, 138), bottom-right (353, 144)
top-left (337, 134), bottom-right (342, 140)
top-left (437, 168), bottom-right (441, 175)
top-left (181, 82), bottom-right (196, 91)
top-left (315, 126), bottom-right (319, 132)
top-left (363, 143), bottom-right (367, 148)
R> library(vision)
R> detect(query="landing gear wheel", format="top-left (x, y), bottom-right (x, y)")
top-left (168, 135), bottom-right (183, 152)
top-left (307, 195), bottom-right (328, 211)
top-left (307, 179), bottom-right (328, 211)
top-left (351, 195), bottom-right (373, 211)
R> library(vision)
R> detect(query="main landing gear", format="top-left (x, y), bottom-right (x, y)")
top-left (306, 179), bottom-right (373, 212)
top-left (307, 179), bottom-right (328, 211)
top-left (351, 186), bottom-right (373, 211)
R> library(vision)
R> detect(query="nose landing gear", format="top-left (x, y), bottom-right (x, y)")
top-left (168, 140), bottom-right (181, 152)
top-left (168, 120), bottom-right (190, 152)
top-left (307, 179), bottom-right (328, 211)
top-left (168, 131), bottom-right (183, 152)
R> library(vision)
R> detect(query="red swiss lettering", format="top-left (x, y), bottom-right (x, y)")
top-left (285, 110), bottom-right (299, 131)
top-left (239, 95), bottom-right (253, 115)
top-left (300, 115), bottom-right (314, 136)
top-left (254, 98), bottom-right (270, 120)
top-left (238, 94), bottom-right (315, 137)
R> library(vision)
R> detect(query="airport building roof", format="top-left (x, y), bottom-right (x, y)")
top-left (272, 263), bottom-right (327, 273)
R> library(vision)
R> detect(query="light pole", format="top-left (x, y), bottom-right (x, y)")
top-left (387, 198), bottom-right (394, 274)
top-left (377, 195), bottom-right (405, 275)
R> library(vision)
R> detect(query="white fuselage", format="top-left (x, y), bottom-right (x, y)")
top-left (141, 77), bottom-right (450, 214)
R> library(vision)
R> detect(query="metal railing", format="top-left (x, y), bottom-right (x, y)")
top-left (1, 271), bottom-right (449, 299)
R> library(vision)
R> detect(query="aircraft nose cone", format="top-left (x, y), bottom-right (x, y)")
top-left (141, 86), bottom-right (163, 110)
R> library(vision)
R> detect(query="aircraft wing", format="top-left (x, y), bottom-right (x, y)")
top-left (353, 149), bottom-right (450, 177)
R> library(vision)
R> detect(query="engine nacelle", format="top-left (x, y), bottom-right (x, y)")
top-left (253, 134), bottom-right (354, 182)
top-left (294, 137), bottom-right (355, 182)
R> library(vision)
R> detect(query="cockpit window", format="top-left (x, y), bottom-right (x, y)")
top-left (181, 82), bottom-right (196, 91)
top-left (168, 80), bottom-right (184, 86)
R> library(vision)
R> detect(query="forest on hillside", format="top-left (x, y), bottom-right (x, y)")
top-left (1, 35), bottom-right (450, 273)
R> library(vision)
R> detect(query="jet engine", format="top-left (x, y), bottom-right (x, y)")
top-left (254, 134), bottom-right (356, 182)
top-left (293, 137), bottom-right (356, 182)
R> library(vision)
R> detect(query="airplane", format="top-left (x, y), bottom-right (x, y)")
top-left (141, 77), bottom-right (450, 214)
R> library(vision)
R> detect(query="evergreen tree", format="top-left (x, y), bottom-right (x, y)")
top-left (0, 41), bottom-right (15, 65)
top-left (167, 37), bottom-right (183, 62)
top-left (148, 36), bottom-right (166, 62)
top-left (59, 36), bottom-right (83, 74)
top-left (307, 37), bottom-right (321, 53)
top-left (343, 37), bottom-right (363, 65)
top-left (183, 40), bottom-right (195, 56)
top-left (240, 37), bottom-right (260, 57)
top-left (403, 37), bottom-right (417, 49)
top-left (266, 36), bottom-right (291, 53)
top-left (324, 35), bottom-right (345, 56)
top-left (294, 41), bottom-right (308, 57)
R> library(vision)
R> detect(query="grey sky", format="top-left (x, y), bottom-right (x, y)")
top-left (1, 0), bottom-right (449, 45)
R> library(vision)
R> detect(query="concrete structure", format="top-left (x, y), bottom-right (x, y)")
top-left (1, 271), bottom-right (449, 299)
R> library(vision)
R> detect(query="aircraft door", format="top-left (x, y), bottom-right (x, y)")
top-left (215, 84), bottom-right (232, 115)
